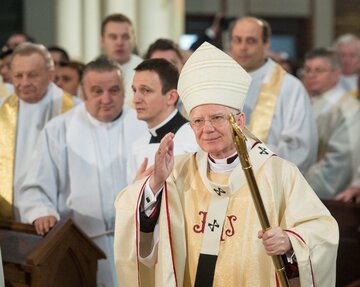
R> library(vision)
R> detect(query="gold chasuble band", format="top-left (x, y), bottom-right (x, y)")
top-left (248, 63), bottom-right (285, 143)
top-left (61, 92), bottom-right (76, 113)
top-left (0, 92), bottom-right (74, 219)
top-left (0, 82), bottom-right (10, 101)
top-left (0, 94), bottom-right (18, 219)
top-left (350, 90), bottom-right (358, 99)
top-left (194, 144), bottom-right (274, 286)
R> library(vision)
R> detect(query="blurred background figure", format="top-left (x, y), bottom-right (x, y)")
top-left (5, 31), bottom-right (34, 50)
top-left (144, 38), bottom-right (187, 115)
top-left (334, 33), bottom-right (360, 98)
top-left (0, 48), bottom-right (14, 103)
top-left (48, 45), bottom-right (70, 67)
top-left (336, 165), bottom-right (360, 203)
top-left (101, 13), bottom-right (142, 107)
top-left (268, 51), bottom-right (294, 74)
top-left (145, 38), bottom-right (184, 72)
top-left (55, 60), bottom-right (85, 97)
top-left (0, 48), bottom-right (13, 84)
top-left (228, 16), bottom-right (318, 174)
top-left (189, 12), bottom-right (224, 51)
top-left (303, 48), bottom-right (360, 199)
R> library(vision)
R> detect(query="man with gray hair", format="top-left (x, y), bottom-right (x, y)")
top-left (0, 42), bottom-right (75, 220)
top-left (114, 42), bottom-right (338, 287)
top-left (334, 33), bottom-right (360, 97)
top-left (303, 47), bottom-right (360, 199)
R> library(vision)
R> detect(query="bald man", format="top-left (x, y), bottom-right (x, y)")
top-left (229, 17), bottom-right (318, 174)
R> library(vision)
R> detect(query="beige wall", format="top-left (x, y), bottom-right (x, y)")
top-left (24, 0), bottom-right (334, 61)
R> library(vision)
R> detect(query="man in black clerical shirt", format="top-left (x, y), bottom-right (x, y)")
top-left (127, 58), bottom-right (198, 182)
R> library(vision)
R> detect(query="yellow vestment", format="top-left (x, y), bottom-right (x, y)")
top-left (114, 149), bottom-right (338, 287)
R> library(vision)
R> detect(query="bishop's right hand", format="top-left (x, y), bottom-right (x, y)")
top-left (149, 132), bottom-right (175, 194)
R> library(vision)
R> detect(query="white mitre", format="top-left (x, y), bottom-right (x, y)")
top-left (178, 42), bottom-right (251, 114)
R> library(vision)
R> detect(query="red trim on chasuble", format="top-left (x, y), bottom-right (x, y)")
top-left (251, 140), bottom-right (262, 149)
top-left (284, 229), bottom-right (316, 286)
top-left (164, 182), bottom-right (179, 287)
top-left (135, 178), bottom-right (149, 287)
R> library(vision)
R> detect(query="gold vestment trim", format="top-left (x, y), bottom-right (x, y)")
top-left (248, 63), bottom-right (285, 142)
top-left (61, 92), bottom-right (75, 113)
top-left (0, 94), bottom-right (18, 219)
top-left (0, 82), bottom-right (10, 100)
top-left (0, 92), bottom-right (74, 219)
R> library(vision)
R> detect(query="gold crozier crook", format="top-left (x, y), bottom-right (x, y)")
top-left (228, 114), bottom-right (290, 287)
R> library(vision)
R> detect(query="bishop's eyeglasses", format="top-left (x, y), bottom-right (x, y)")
top-left (190, 113), bottom-right (236, 130)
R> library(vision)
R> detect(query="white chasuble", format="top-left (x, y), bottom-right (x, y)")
top-left (115, 145), bottom-right (338, 287)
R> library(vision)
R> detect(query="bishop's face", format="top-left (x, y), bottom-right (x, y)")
top-left (82, 69), bottom-right (124, 122)
top-left (189, 104), bottom-right (245, 159)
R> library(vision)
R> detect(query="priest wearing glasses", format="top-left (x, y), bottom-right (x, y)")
top-left (114, 42), bottom-right (338, 287)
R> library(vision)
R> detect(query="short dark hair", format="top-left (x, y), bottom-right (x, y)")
top-left (81, 57), bottom-right (122, 84)
top-left (0, 48), bottom-right (13, 60)
top-left (134, 58), bottom-right (179, 94)
top-left (6, 31), bottom-right (35, 44)
top-left (229, 17), bottom-right (272, 43)
top-left (304, 48), bottom-right (341, 70)
top-left (144, 38), bottom-right (183, 61)
top-left (59, 60), bottom-right (85, 80)
top-left (101, 13), bottom-right (132, 36)
top-left (48, 46), bottom-right (70, 63)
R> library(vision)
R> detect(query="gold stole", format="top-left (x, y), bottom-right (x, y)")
top-left (0, 82), bottom-right (10, 100)
top-left (0, 92), bottom-right (74, 219)
top-left (248, 63), bottom-right (285, 142)
top-left (0, 95), bottom-right (18, 219)
top-left (61, 92), bottom-right (75, 113)
top-left (350, 89), bottom-right (358, 99)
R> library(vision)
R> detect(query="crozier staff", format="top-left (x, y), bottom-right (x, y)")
top-left (114, 42), bottom-right (339, 287)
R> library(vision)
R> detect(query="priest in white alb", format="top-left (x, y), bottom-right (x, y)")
top-left (114, 42), bottom-right (339, 287)
top-left (18, 58), bottom-right (147, 287)
top-left (0, 43), bottom-right (75, 221)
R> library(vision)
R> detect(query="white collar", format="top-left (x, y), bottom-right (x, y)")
top-left (208, 152), bottom-right (240, 173)
top-left (207, 137), bottom-right (254, 173)
top-left (85, 108), bottom-right (123, 128)
top-left (148, 109), bottom-right (178, 137)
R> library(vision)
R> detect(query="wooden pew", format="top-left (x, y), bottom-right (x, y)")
top-left (323, 200), bottom-right (360, 287)
top-left (0, 217), bottom-right (105, 287)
